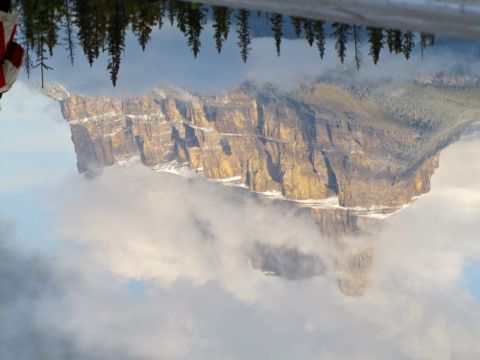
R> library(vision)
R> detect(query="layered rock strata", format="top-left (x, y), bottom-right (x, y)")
top-left (60, 83), bottom-right (447, 210)
top-left (49, 78), bottom-right (480, 296)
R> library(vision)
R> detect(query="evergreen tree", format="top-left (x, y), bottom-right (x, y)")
top-left (393, 30), bottom-right (403, 53)
top-left (17, 0), bottom-right (63, 85)
top-left (270, 13), bottom-right (283, 56)
top-left (386, 29), bottom-right (403, 53)
top-left (13, 0), bottom-right (435, 87)
top-left (291, 16), bottom-right (303, 38)
top-left (74, 0), bottom-right (107, 66)
top-left (106, 1), bottom-right (128, 86)
top-left (367, 27), bottom-right (384, 65)
top-left (303, 19), bottom-right (314, 47)
top-left (386, 29), bottom-right (395, 53)
top-left (174, 2), bottom-right (188, 33)
top-left (45, 0), bottom-right (64, 57)
top-left (131, 1), bottom-right (162, 51)
top-left (212, 6), bottom-right (231, 53)
top-left (63, 0), bottom-right (75, 65)
top-left (402, 31), bottom-right (415, 59)
top-left (420, 33), bottom-right (435, 59)
top-left (167, 0), bottom-right (176, 26)
top-left (16, 0), bottom-right (36, 77)
top-left (236, 9), bottom-right (251, 63)
top-left (313, 20), bottom-right (325, 59)
top-left (352, 25), bottom-right (362, 69)
top-left (184, 3), bottom-right (206, 58)
top-left (33, 31), bottom-right (53, 88)
top-left (332, 23), bottom-right (350, 63)
top-left (22, 39), bottom-right (34, 78)
top-left (157, 0), bottom-right (166, 30)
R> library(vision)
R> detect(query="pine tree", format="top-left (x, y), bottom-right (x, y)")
top-left (352, 25), bottom-right (362, 69)
top-left (131, 1), bottom-right (161, 51)
top-left (45, 0), bottom-right (64, 57)
top-left (17, 0), bottom-right (64, 86)
top-left (212, 6), bottom-right (231, 53)
top-left (74, 0), bottom-right (107, 66)
top-left (63, 0), bottom-right (75, 65)
top-left (367, 27), bottom-right (384, 65)
top-left (175, 2), bottom-right (188, 33)
top-left (13, 0), bottom-right (435, 88)
top-left (303, 19), bottom-right (314, 47)
top-left (167, 0), bottom-right (176, 26)
top-left (420, 33), bottom-right (435, 59)
top-left (402, 31), bottom-right (415, 59)
top-left (23, 40), bottom-right (33, 78)
top-left (236, 9), bottom-right (251, 63)
top-left (332, 23), bottom-right (350, 63)
top-left (33, 32), bottom-right (53, 88)
top-left (16, 0), bottom-right (36, 77)
top-left (270, 13), bottom-right (283, 57)
top-left (386, 29), bottom-right (395, 53)
top-left (184, 4), bottom-right (206, 58)
top-left (156, 0), bottom-right (165, 30)
top-left (106, 1), bottom-right (128, 86)
top-left (313, 20), bottom-right (325, 59)
top-left (393, 30), bottom-right (403, 53)
top-left (291, 16), bottom-right (303, 38)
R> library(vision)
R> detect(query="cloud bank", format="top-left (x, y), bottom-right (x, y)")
top-left (3, 129), bottom-right (480, 359)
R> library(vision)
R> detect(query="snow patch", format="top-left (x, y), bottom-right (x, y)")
top-left (69, 111), bottom-right (118, 124)
top-left (117, 156), bottom-right (141, 167)
top-left (212, 175), bottom-right (243, 183)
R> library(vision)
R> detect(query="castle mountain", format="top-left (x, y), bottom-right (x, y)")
top-left (46, 74), bottom-right (480, 295)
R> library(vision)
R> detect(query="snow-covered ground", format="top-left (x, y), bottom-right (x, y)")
top-left (191, 0), bottom-right (480, 39)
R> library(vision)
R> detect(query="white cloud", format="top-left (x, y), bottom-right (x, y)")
top-left (8, 135), bottom-right (473, 360)
top-left (2, 85), bottom-right (480, 358)
top-left (56, 166), bottom-right (332, 301)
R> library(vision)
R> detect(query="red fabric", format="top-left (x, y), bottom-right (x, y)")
top-left (6, 24), bottom-right (16, 49)
top-left (0, 22), bottom-right (5, 60)
top-left (5, 42), bottom-right (23, 68)
top-left (0, 65), bottom-right (5, 88)
top-left (0, 18), bottom-right (23, 91)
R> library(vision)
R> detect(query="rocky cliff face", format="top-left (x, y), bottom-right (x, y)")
top-left (60, 82), bottom-right (454, 208)
top-left (51, 78), bottom-right (480, 296)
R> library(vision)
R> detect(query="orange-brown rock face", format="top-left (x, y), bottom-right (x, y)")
top-left (60, 83), bottom-right (444, 210)
top-left (54, 79), bottom-right (477, 296)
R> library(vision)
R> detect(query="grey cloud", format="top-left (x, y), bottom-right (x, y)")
top-left (0, 221), bottom-right (131, 360)
top-left (39, 136), bottom-right (480, 360)
top-left (55, 167), bottom-right (333, 300)
top-left (3, 83), bottom-right (480, 359)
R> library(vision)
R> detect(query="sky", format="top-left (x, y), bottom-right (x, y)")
top-left (20, 19), bottom-right (480, 97)
top-left (0, 82), bottom-right (76, 251)
top-left (2, 14), bottom-right (480, 360)
top-left (1, 78), bottom-right (480, 359)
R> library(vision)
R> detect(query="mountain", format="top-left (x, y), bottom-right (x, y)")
top-left (48, 75), bottom-right (480, 296)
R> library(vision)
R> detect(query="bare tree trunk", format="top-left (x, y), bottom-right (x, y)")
top-left (64, 0), bottom-right (75, 65)
top-left (353, 25), bottom-right (362, 70)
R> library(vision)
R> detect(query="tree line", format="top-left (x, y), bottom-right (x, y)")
top-left (14, 0), bottom-right (436, 87)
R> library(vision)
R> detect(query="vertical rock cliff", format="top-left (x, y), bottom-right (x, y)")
top-left (48, 78), bottom-right (480, 296)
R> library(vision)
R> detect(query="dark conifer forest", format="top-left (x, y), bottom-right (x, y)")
top-left (13, 0), bottom-right (436, 86)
